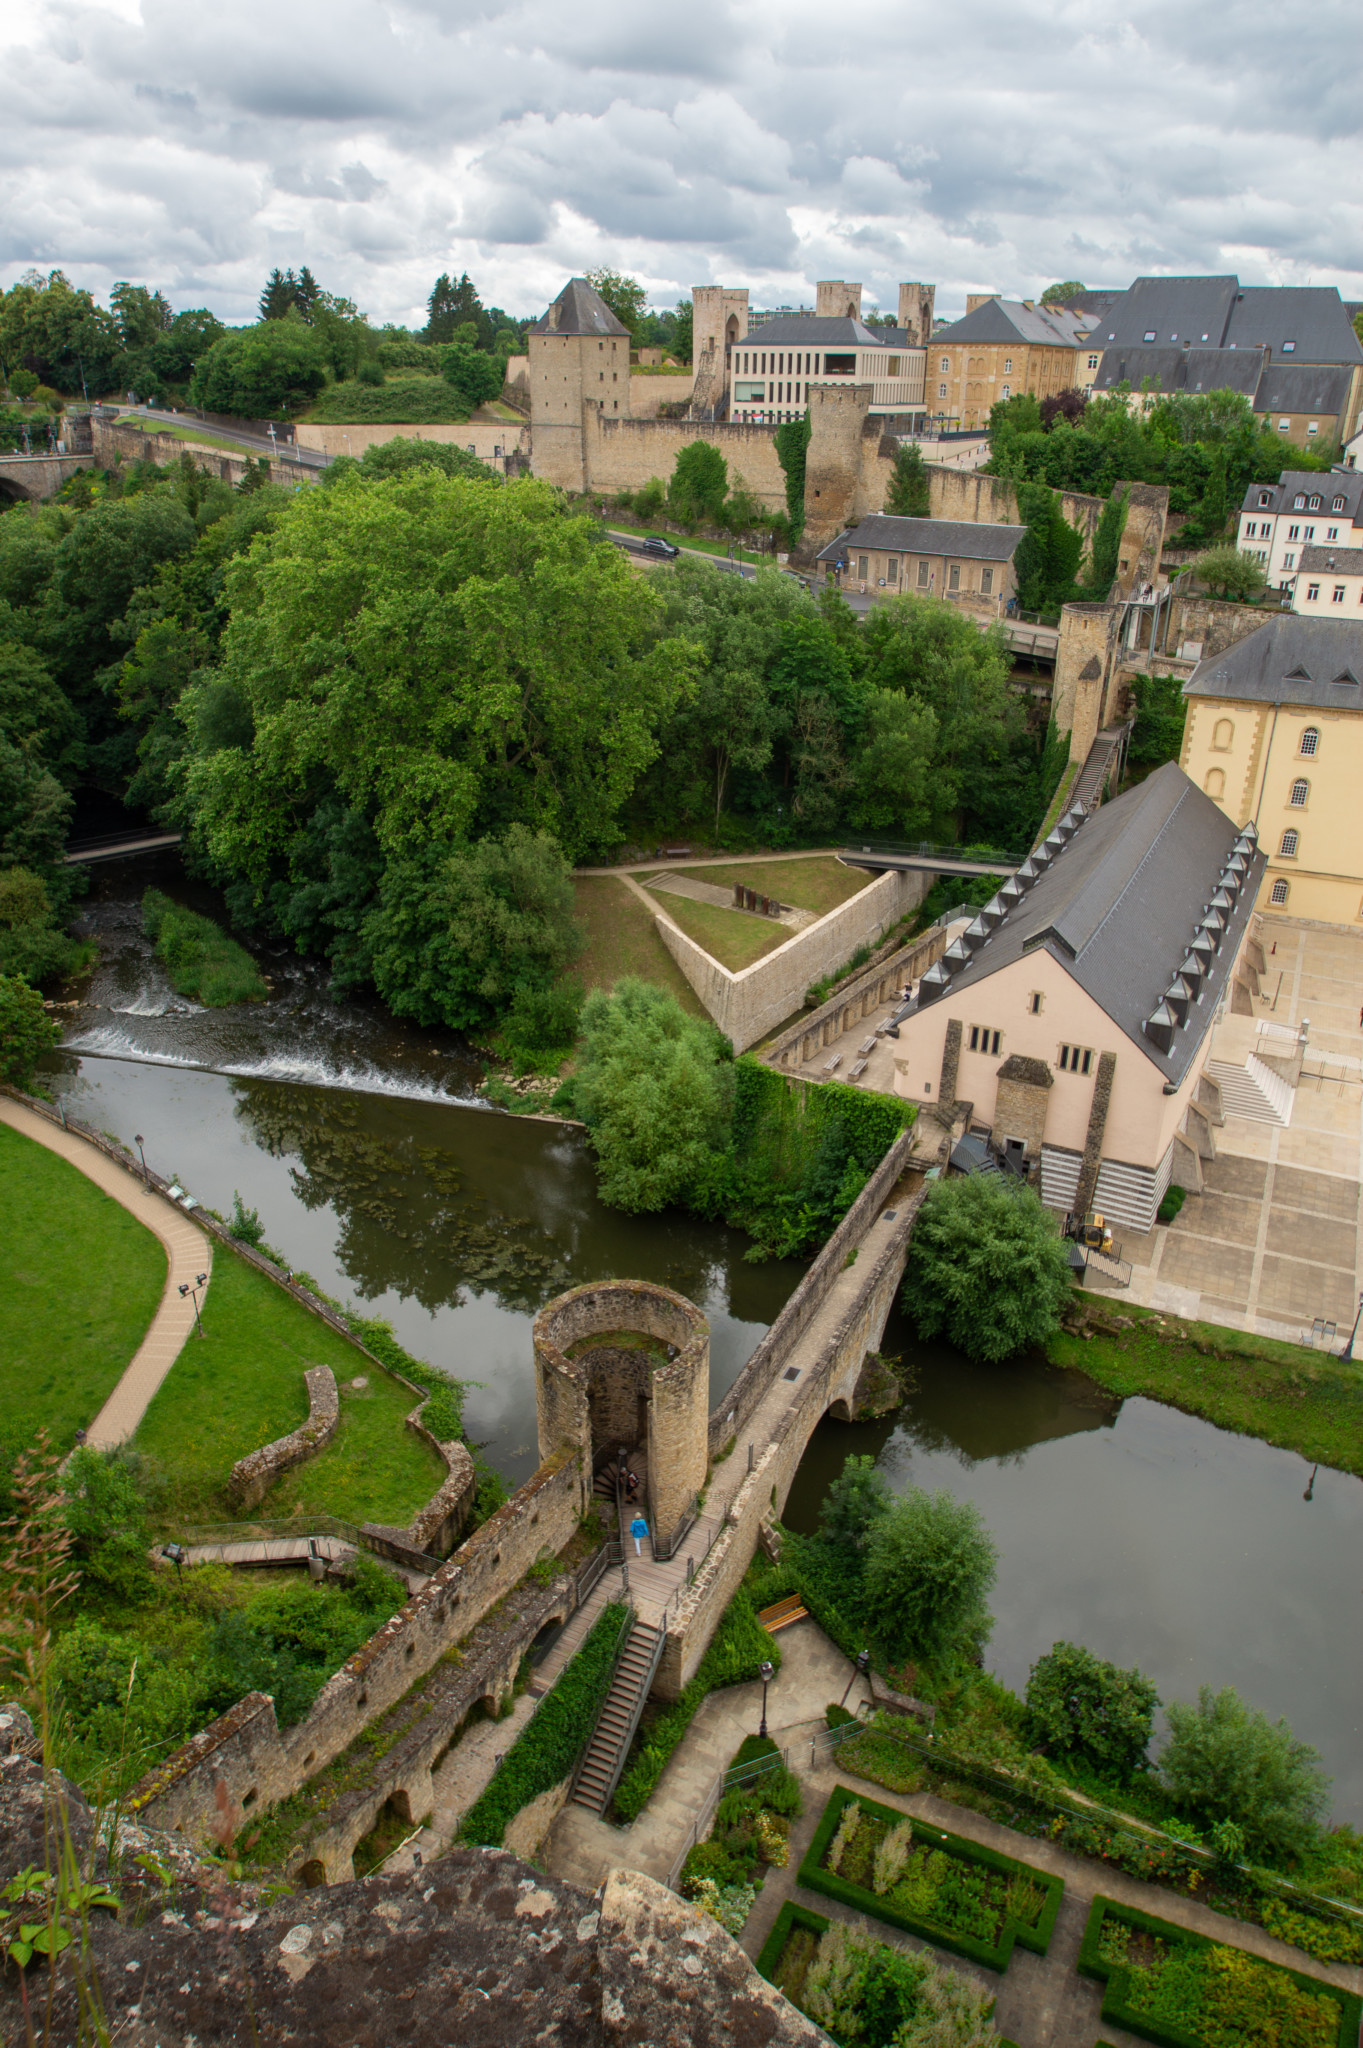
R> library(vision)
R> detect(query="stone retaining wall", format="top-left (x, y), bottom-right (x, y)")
top-left (762, 922), bottom-right (950, 1069)
top-left (654, 867), bottom-right (928, 1052)
top-left (230, 1366), bottom-right (339, 1509)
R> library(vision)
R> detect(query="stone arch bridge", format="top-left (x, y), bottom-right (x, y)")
top-left (0, 453), bottom-right (93, 501)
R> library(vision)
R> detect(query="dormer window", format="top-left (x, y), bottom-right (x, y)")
top-left (1282, 340), bottom-right (1296, 352)
top-left (1309, 496), bottom-right (1322, 510)
top-left (1293, 495), bottom-right (1305, 509)
top-left (1258, 492), bottom-right (1272, 507)
top-left (1332, 497), bottom-right (1346, 512)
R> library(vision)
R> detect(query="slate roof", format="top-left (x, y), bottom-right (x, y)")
top-left (1256, 363), bottom-right (1353, 414)
top-left (933, 299), bottom-right (1090, 349)
top-left (1092, 276), bottom-right (1363, 367)
top-left (1238, 471), bottom-right (1363, 520)
top-left (736, 316), bottom-right (896, 347)
top-left (815, 514), bottom-right (1025, 563)
top-left (1185, 616), bottom-right (1363, 706)
top-left (913, 763), bottom-right (1265, 1086)
top-left (531, 278), bottom-right (630, 338)
top-left (1297, 545), bottom-right (1363, 575)
top-left (1094, 346), bottom-right (1262, 398)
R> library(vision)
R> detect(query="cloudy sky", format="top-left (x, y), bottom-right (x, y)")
top-left (3, 0), bottom-right (1361, 329)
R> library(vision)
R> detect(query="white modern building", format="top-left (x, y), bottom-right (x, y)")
top-left (1236, 470), bottom-right (1363, 592)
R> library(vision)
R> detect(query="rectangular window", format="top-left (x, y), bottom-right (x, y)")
top-left (887, 556), bottom-right (899, 580)
top-left (1028, 991), bottom-right (1043, 1014)
top-left (1279, 419), bottom-right (1291, 431)
top-left (917, 560), bottom-right (929, 587)
top-left (1059, 1045), bottom-right (1094, 1075)
top-left (1270, 878), bottom-right (1289, 904)
top-left (857, 556), bottom-right (868, 579)
top-left (1307, 423), bottom-right (1319, 435)
top-left (735, 382), bottom-right (765, 402)
top-left (1004, 358), bottom-right (1013, 374)
top-left (1327, 526), bottom-right (1340, 540)
top-left (886, 356), bottom-right (901, 376)
top-left (968, 1026), bottom-right (1002, 1056)
top-left (940, 357), bottom-right (949, 372)
top-left (1283, 553), bottom-right (1295, 569)
top-left (1288, 524), bottom-right (1300, 539)
top-left (938, 383), bottom-right (948, 399)
top-left (1280, 829), bottom-right (1299, 856)
top-left (1304, 526), bottom-right (1315, 540)
top-left (1307, 584), bottom-right (1320, 601)
top-left (1088, 354), bottom-right (1099, 370)
top-left (981, 567), bottom-right (993, 594)
top-left (948, 564), bottom-right (960, 590)
top-left (1001, 385), bottom-right (1010, 399)
top-left (1334, 586), bottom-right (1346, 603)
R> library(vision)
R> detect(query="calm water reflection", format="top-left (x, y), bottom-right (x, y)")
top-left (786, 1311), bottom-right (1363, 1821)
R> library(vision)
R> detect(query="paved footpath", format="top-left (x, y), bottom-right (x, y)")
top-left (0, 1096), bottom-right (210, 1447)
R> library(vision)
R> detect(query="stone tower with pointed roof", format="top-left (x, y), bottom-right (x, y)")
top-left (528, 276), bottom-right (632, 490)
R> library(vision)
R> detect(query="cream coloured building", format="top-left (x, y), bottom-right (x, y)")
top-left (888, 765), bottom-right (1265, 1230)
top-left (1181, 617), bottom-right (1363, 925)
top-left (1235, 469), bottom-right (1363, 592)
top-left (1290, 546), bottom-right (1363, 617)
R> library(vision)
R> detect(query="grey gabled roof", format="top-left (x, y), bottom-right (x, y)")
top-left (1238, 471), bottom-right (1363, 520)
top-left (814, 514), bottom-right (1025, 563)
top-left (933, 299), bottom-right (1087, 349)
top-left (531, 279), bottom-right (630, 338)
top-left (1185, 615), bottom-right (1363, 705)
top-left (915, 763), bottom-right (1264, 1086)
top-left (736, 315), bottom-right (895, 347)
top-left (1255, 363), bottom-right (1352, 414)
top-left (1297, 546), bottom-right (1363, 574)
top-left (1093, 276), bottom-right (1362, 367)
top-left (1094, 346), bottom-right (1262, 398)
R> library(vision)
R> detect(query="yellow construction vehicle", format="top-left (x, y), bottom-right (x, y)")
top-left (1074, 1209), bottom-right (1115, 1256)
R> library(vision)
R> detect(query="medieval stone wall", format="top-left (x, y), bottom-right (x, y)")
top-left (653, 866), bottom-right (927, 1052)
top-left (579, 411), bottom-right (788, 504)
top-left (229, 1367), bottom-right (339, 1509)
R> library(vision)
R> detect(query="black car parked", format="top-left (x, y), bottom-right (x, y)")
top-left (637, 535), bottom-right (680, 558)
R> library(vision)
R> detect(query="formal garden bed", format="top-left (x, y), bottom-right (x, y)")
top-left (757, 1900), bottom-right (1016, 2047)
top-left (1079, 1895), bottom-right (1363, 2048)
top-left (799, 1784), bottom-right (1063, 1970)
top-left (676, 1735), bottom-right (803, 1933)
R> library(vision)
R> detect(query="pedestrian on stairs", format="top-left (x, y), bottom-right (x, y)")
top-left (630, 1513), bottom-right (649, 1557)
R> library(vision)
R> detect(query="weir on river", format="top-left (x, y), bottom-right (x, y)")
top-left (42, 858), bottom-right (1363, 1821)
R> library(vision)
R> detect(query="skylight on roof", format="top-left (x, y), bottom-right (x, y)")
top-left (1283, 341), bottom-right (1296, 352)
top-left (1285, 665), bottom-right (1312, 680)
top-left (1333, 671), bottom-right (1359, 686)
top-left (1143, 330), bottom-right (1156, 342)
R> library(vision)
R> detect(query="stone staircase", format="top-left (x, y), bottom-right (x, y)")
top-left (570, 1614), bottom-right (664, 1816)
top-left (1207, 1054), bottom-right (1294, 1127)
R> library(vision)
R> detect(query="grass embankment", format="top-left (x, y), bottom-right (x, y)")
top-left (1054, 1298), bottom-right (1363, 1477)
top-left (671, 856), bottom-right (868, 919)
top-left (115, 416), bottom-right (269, 458)
top-left (570, 874), bottom-right (703, 1013)
top-left (644, 888), bottom-right (790, 971)
top-left (304, 378), bottom-right (474, 425)
top-left (143, 889), bottom-right (267, 1006)
top-left (133, 1248), bottom-right (441, 1526)
top-left (0, 1123), bottom-right (166, 1446)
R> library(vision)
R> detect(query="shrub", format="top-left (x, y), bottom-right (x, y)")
top-left (821, 1451), bottom-right (891, 1551)
top-left (901, 1174), bottom-right (1073, 1363)
top-left (863, 1487), bottom-right (997, 1671)
top-left (62, 1447), bottom-right (156, 1603)
top-left (0, 970), bottom-right (59, 1086)
top-left (1160, 1686), bottom-right (1331, 1865)
top-left (142, 890), bottom-right (267, 1007)
top-left (573, 978), bottom-right (733, 1212)
top-left (458, 1602), bottom-right (627, 1844)
top-left (1194, 545), bottom-right (1268, 603)
top-left (1024, 1641), bottom-right (1159, 1783)
top-left (228, 1190), bottom-right (266, 1246)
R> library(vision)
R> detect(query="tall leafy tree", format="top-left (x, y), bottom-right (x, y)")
top-left (423, 272), bottom-right (483, 346)
top-left (884, 441), bottom-right (931, 517)
top-left (1040, 280), bottom-right (1087, 303)
top-left (190, 322), bottom-right (329, 417)
top-left (901, 1175), bottom-right (1073, 1362)
top-left (584, 269), bottom-right (646, 339)
top-left (668, 441), bottom-right (728, 522)
top-left (573, 979), bottom-right (733, 1211)
top-left (864, 1487), bottom-right (998, 1670)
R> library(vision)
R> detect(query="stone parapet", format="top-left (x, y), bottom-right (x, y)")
top-left (762, 921), bottom-right (949, 1069)
top-left (229, 1367), bottom-right (339, 1510)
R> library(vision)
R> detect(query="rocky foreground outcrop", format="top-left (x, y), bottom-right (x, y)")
top-left (0, 1708), bottom-right (824, 2047)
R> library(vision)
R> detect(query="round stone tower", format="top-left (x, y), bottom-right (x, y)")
top-left (533, 1281), bottom-right (709, 1557)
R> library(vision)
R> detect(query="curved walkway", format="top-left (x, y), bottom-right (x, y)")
top-left (0, 1097), bottom-right (211, 1449)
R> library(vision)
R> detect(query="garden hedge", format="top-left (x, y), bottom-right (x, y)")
top-left (457, 1601), bottom-right (628, 1845)
top-left (797, 1783), bottom-right (1064, 1970)
top-left (1078, 1895), bottom-right (1363, 2048)
top-left (756, 1900), bottom-right (1021, 2047)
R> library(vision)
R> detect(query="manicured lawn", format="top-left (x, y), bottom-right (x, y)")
top-left (134, 1248), bottom-right (441, 1526)
top-left (0, 1124), bottom-right (167, 1448)
top-left (645, 888), bottom-right (790, 971)
top-left (571, 874), bottom-right (704, 1013)
top-left (1052, 1298), bottom-right (1363, 1478)
top-left (669, 856), bottom-right (870, 918)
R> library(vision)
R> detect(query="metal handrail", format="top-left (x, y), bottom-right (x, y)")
top-left (564, 1599), bottom-right (636, 1802)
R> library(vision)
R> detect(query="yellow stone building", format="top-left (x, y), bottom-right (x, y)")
top-left (1181, 617), bottom-right (1363, 925)
top-left (928, 296), bottom-right (1100, 431)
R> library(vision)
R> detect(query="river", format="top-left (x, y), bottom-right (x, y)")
top-left (42, 860), bottom-right (1363, 1817)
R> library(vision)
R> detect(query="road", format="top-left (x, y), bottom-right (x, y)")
top-left (123, 404), bottom-right (330, 470)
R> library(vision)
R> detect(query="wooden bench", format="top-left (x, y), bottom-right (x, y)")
top-left (758, 1594), bottom-right (809, 1634)
top-left (822, 1053), bottom-right (842, 1074)
top-left (857, 1035), bottom-right (876, 1056)
top-left (849, 1058), bottom-right (869, 1079)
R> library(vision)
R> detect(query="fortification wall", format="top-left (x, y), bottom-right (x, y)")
top-left (653, 867), bottom-right (927, 1052)
top-left (627, 372), bottom-right (695, 418)
top-left (580, 412), bottom-right (787, 505)
top-left (763, 924), bottom-right (950, 1070)
top-left (230, 1366), bottom-right (338, 1510)
top-left (294, 421), bottom-right (529, 462)
top-left (658, 1175), bottom-right (927, 1697)
top-left (88, 417), bottom-right (302, 489)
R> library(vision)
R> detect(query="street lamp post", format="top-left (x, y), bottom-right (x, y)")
top-left (758, 1659), bottom-right (774, 1739)
top-left (178, 1272), bottom-right (208, 1337)
top-left (1342, 1292), bottom-right (1363, 1363)
top-left (134, 1133), bottom-right (150, 1188)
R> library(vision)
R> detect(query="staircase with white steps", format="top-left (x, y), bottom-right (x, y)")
top-left (1207, 1054), bottom-right (1294, 1127)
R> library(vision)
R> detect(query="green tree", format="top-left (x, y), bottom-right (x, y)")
top-left (0, 268), bottom-right (124, 395)
top-left (863, 1487), bottom-right (997, 1670)
top-left (363, 825), bottom-right (581, 1031)
top-left (573, 978), bottom-right (733, 1211)
top-left (1160, 1686), bottom-right (1331, 1864)
top-left (0, 867), bottom-right (84, 985)
top-left (671, 299), bottom-right (694, 365)
top-left (901, 1175), bottom-right (1073, 1363)
top-left (821, 1453), bottom-right (890, 1550)
top-left (190, 321), bottom-right (329, 417)
top-left (669, 441), bottom-right (729, 523)
top-left (423, 272), bottom-right (484, 347)
top-left (884, 441), bottom-right (931, 517)
top-left (0, 970), bottom-right (59, 1086)
top-left (1041, 281), bottom-right (1087, 304)
top-left (1127, 672), bottom-right (1189, 773)
top-left (151, 308), bottom-right (225, 389)
top-left (849, 690), bottom-right (939, 838)
top-left (1013, 479), bottom-right (1084, 613)
top-left (860, 596), bottom-right (1014, 834)
top-left (774, 411), bottom-right (812, 542)
top-left (585, 268), bottom-right (647, 340)
top-left (1194, 544), bottom-right (1267, 602)
top-left (441, 342), bottom-right (504, 411)
top-left (1024, 1641), bottom-right (1159, 1782)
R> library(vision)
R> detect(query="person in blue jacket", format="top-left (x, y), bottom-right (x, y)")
top-left (629, 1513), bottom-right (649, 1557)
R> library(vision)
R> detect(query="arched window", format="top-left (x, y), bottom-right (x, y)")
top-left (1289, 778), bottom-right (1309, 807)
top-left (1212, 718), bottom-right (1234, 750)
top-left (1299, 727), bottom-right (1319, 756)
top-left (1279, 829), bottom-right (1299, 857)
top-left (1271, 878), bottom-right (1289, 905)
top-left (1204, 767), bottom-right (1225, 798)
